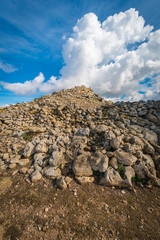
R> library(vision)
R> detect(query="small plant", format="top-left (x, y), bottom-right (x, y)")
top-left (131, 174), bottom-right (148, 185)
top-left (93, 170), bottom-right (104, 177)
top-left (22, 131), bottom-right (35, 141)
top-left (117, 164), bottom-right (125, 178)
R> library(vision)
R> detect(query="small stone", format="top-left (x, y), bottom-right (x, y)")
top-left (56, 176), bottom-right (67, 189)
top-left (19, 167), bottom-right (28, 174)
top-left (31, 170), bottom-right (42, 182)
top-left (44, 167), bottom-right (61, 179)
top-left (75, 176), bottom-right (94, 184)
top-left (121, 190), bottom-right (126, 194)
top-left (9, 163), bottom-right (17, 169)
top-left (18, 158), bottom-right (30, 166)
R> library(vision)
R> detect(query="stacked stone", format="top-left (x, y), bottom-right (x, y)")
top-left (0, 86), bottom-right (159, 189)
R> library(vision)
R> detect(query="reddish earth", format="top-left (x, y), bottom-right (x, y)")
top-left (0, 172), bottom-right (160, 240)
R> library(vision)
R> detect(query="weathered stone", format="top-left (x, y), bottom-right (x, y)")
top-left (115, 150), bottom-right (137, 166)
top-left (19, 167), bottom-right (28, 174)
top-left (133, 154), bottom-right (156, 179)
top-left (49, 151), bottom-right (64, 168)
top-left (143, 129), bottom-right (158, 144)
top-left (75, 176), bottom-right (94, 184)
top-left (90, 152), bottom-right (108, 172)
top-left (100, 167), bottom-right (127, 187)
top-left (10, 155), bottom-right (21, 164)
top-left (110, 137), bottom-right (121, 150)
top-left (44, 167), bottom-right (61, 179)
top-left (77, 127), bottom-right (90, 136)
top-left (124, 166), bottom-right (135, 186)
top-left (56, 176), bottom-right (67, 189)
top-left (31, 170), bottom-right (42, 182)
top-left (73, 152), bottom-right (92, 176)
top-left (35, 141), bottom-right (48, 153)
top-left (34, 153), bottom-right (47, 167)
top-left (130, 136), bottom-right (144, 148)
top-left (109, 157), bottom-right (118, 170)
top-left (23, 142), bottom-right (35, 158)
top-left (0, 177), bottom-right (12, 194)
top-left (18, 158), bottom-right (30, 166)
top-left (143, 139), bottom-right (155, 155)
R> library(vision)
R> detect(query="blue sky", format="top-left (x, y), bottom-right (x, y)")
top-left (0, 0), bottom-right (160, 106)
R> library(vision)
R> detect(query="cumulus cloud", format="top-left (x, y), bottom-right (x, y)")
top-left (1, 72), bottom-right (45, 95)
top-left (1, 8), bottom-right (160, 100)
top-left (0, 60), bottom-right (17, 73)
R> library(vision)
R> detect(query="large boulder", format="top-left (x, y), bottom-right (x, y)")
top-left (90, 152), bottom-right (108, 172)
top-left (133, 154), bottom-right (156, 179)
top-left (73, 152), bottom-right (93, 176)
top-left (100, 166), bottom-right (127, 187)
top-left (115, 150), bottom-right (137, 166)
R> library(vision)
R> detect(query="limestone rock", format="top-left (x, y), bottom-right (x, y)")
top-left (115, 150), bottom-right (137, 166)
top-left (124, 166), bottom-right (135, 186)
top-left (143, 129), bottom-right (158, 144)
top-left (75, 176), bottom-right (94, 184)
top-left (44, 167), bottom-right (61, 179)
top-left (109, 157), bottom-right (118, 170)
top-left (56, 176), bottom-right (67, 189)
top-left (23, 142), bottom-right (35, 158)
top-left (90, 152), bottom-right (108, 172)
top-left (35, 141), bottom-right (48, 153)
top-left (133, 154), bottom-right (156, 179)
top-left (110, 136), bottom-right (121, 150)
top-left (73, 152), bottom-right (92, 176)
top-left (100, 166), bottom-right (127, 187)
top-left (31, 170), bottom-right (42, 182)
top-left (49, 151), bottom-right (64, 168)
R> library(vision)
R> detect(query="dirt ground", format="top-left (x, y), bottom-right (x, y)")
top-left (0, 171), bottom-right (160, 240)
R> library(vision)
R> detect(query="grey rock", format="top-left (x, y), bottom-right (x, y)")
top-left (44, 167), bottom-right (61, 179)
top-left (109, 157), bottom-right (118, 170)
top-left (49, 151), bottom-right (64, 168)
top-left (35, 141), bottom-right (48, 153)
top-left (73, 152), bottom-right (92, 176)
top-left (56, 176), bottom-right (67, 189)
top-left (115, 150), bottom-right (137, 166)
top-left (110, 136), bottom-right (121, 150)
top-left (75, 176), bottom-right (94, 184)
top-left (124, 166), bottom-right (135, 186)
top-left (23, 142), bottom-right (35, 158)
top-left (100, 166), bottom-right (127, 187)
top-left (77, 127), bottom-right (90, 136)
top-left (133, 154), bottom-right (156, 179)
top-left (90, 152), bottom-right (108, 172)
top-left (31, 170), bottom-right (42, 182)
top-left (143, 129), bottom-right (158, 144)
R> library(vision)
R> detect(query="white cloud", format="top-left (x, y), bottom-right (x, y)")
top-left (1, 72), bottom-right (45, 95)
top-left (0, 60), bottom-right (17, 73)
top-left (1, 8), bottom-right (160, 100)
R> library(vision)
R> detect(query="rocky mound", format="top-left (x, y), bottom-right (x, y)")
top-left (0, 85), bottom-right (160, 189)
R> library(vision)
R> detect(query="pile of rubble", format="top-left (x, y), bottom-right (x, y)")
top-left (0, 86), bottom-right (160, 189)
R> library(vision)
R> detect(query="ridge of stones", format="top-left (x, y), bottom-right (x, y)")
top-left (0, 85), bottom-right (160, 189)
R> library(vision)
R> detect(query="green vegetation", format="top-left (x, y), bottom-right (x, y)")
top-left (22, 131), bottom-right (35, 141)
top-left (131, 174), bottom-right (148, 185)
top-left (117, 164), bottom-right (125, 178)
top-left (93, 170), bottom-right (104, 177)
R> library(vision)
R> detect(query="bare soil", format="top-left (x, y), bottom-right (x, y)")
top-left (0, 171), bottom-right (160, 240)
